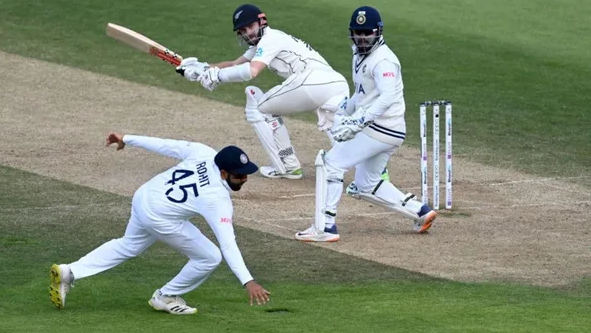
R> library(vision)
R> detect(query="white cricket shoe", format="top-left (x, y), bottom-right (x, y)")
top-left (148, 289), bottom-right (197, 315)
top-left (49, 264), bottom-right (74, 309)
top-left (413, 204), bottom-right (437, 233)
top-left (259, 166), bottom-right (303, 180)
top-left (295, 224), bottom-right (340, 242)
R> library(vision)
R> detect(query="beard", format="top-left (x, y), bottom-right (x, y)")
top-left (225, 174), bottom-right (245, 191)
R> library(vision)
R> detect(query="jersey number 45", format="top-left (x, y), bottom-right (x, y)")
top-left (165, 169), bottom-right (198, 203)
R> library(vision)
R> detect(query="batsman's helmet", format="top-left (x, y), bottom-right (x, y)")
top-left (349, 6), bottom-right (384, 55)
top-left (232, 4), bottom-right (268, 46)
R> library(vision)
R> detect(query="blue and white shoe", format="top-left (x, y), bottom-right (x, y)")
top-left (413, 204), bottom-right (437, 233)
top-left (345, 182), bottom-right (359, 195)
top-left (295, 224), bottom-right (340, 242)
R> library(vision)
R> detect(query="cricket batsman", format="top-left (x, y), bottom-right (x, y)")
top-left (176, 3), bottom-right (349, 180)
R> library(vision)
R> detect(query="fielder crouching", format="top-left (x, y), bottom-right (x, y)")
top-left (50, 133), bottom-right (270, 314)
top-left (295, 6), bottom-right (437, 242)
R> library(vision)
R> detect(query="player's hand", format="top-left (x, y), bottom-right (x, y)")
top-left (244, 280), bottom-right (270, 306)
top-left (179, 57), bottom-right (199, 67)
top-left (199, 67), bottom-right (220, 91)
top-left (331, 114), bottom-right (372, 142)
top-left (106, 133), bottom-right (125, 150)
top-left (176, 63), bottom-right (209, 82)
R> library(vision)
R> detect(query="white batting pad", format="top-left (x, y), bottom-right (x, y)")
top-left (251, 121), bottom-right (287, 174)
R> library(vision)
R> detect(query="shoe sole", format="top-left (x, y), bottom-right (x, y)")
top-left (416, 211), bottom-right (437, 233)
top-left (49, 264), bottom-right (64, 309)
top-left (260, 172), bottom-right (303, 180)
top-left (148, 299), bottom-right (197, 315)
top-left (295, 234), bottom-right (340, 242)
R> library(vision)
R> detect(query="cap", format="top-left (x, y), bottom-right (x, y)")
top-left (214, 145), bottom-right (259, 175)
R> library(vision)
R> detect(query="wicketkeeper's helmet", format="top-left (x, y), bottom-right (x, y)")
top-left (349, 6), bottom-right (384, 55)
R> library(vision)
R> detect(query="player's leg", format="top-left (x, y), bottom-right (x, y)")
top-left (258, 69), bottom-right (348, 115)
top-left (245, 86), bottom-right (302, 180)
top-left (49, 191), bottom-right (156, 309)
top-left (147, 220), bottom-right (222, 315)
top-left (349, 145), bottom-right (437, 233)
top-left (259, 69), bottom-right (349, 145)
top-left (295, 133), bottom-right (381, 242)
top-left (244, 70), bottom-right (348, 179)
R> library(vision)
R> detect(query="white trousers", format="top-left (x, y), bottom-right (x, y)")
top-left (69, 189), bottom-right (222, 296)
top-left (248, 68), bottom-right (348, 172)
top-left (323, 132), bottom-right (423, 222)
top-left (258, 69), bottom-right (349, 116)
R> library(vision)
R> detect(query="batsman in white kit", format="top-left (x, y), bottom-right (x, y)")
top-left (49, 133), bottom-right (270, 314)
top-left (295, 6), bottom-right (438, 242)
top-left (175, 3), bottom-right (349, 180)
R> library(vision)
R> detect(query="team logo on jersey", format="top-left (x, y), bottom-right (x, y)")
top-left (362, 64), bottom-right (367, 73)
top-left (356, 11), bottom-right (366, 24)
top-left (255, 47), bottom-right (263, 57)
top-left (240, 153), bottom-right (248, 164)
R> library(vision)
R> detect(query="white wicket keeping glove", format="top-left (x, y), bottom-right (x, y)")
top-left (331, 113), bottom-right (372, 142)
top-left (199, 67), bottom-right (221, 91)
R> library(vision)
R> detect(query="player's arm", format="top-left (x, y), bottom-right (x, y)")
top-left (106, 133), bottom-right (206, 160)
top-left (203, 198), bottom-right (270, 305)
top-left (213, 40), bottom-right (279, 83)
top-left (209, 56), bottom-right (250, 69)
top-left (343, 93), bottom-right (357, 116)
top-left (362, 60), bottom-right (401, 121)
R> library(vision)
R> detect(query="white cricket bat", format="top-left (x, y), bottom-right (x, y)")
top-left (105, 23), bottom-right (183, 66)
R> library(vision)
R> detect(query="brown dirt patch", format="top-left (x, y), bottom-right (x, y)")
top-left (1, 52), bottom-right (590, 286)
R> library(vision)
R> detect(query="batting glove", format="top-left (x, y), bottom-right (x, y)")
top-left (180, 57), bottom-right (199, 67)
top-left (199, 67), bottom-right (220, 92)
top-left (176, 62), bottom-right (210, 82)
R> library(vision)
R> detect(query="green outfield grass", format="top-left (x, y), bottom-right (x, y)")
top-left (1, 0), bottom-right (591, 331)
top-left (0, 0), bottom-right (590, 177)
top-left (1, 166), bottom-right (590, 332)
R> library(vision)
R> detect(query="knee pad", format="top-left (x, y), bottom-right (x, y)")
top-left (245, 86), bottom-right (266, 123)
top-left (263, 113), bottom-right (285, 131)
top-left (245, 107), bottom-right (265, 123)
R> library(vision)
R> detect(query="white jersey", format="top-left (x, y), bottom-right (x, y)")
top-left (123, 135), bottom-right (253, 284)
top-left (242, 27), bottom-right (333, 79)
top-left (350, 40), bottom-right (407, 145)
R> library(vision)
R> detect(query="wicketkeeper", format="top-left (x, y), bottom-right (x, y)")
top-left (295, 6), bottom-right (438, 242)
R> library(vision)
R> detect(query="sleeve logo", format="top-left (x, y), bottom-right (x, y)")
top-left (255, 47), bottom-right (263, 57)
